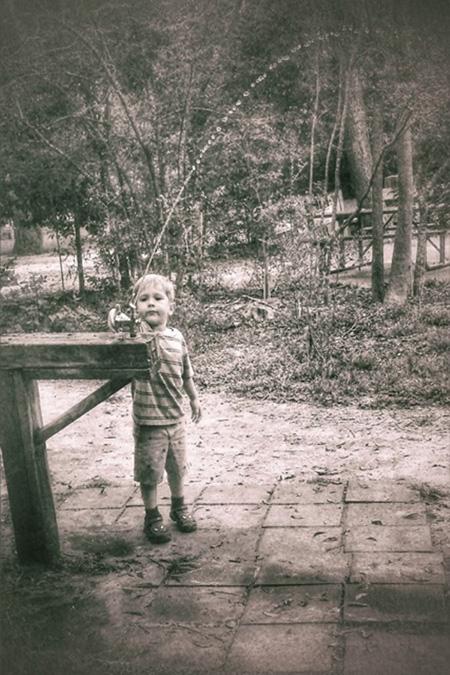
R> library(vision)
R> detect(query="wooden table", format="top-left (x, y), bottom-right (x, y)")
top-left (0, 333), bottom-right (150, 565)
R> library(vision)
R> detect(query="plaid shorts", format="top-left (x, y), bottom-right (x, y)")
top-left (133, 420), bottom-right (187, 486)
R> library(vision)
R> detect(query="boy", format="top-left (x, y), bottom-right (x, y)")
top-left (132, 273), bottom-right (201, 543)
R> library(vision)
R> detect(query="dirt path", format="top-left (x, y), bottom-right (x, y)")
top-left (6, 251), bottom-right (450, 296)
top-left (37, 382), bottom-right (449, 495)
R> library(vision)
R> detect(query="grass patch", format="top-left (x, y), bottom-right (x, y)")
top-left (189, 281), bottom-right (450, 407)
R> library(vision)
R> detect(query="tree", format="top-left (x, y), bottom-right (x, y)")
top-left (345, 69), bottom-right (373, 208)
top-left (385, 122), bottom-right (414, 305)
top-left (370, 92), bottom-right (385, 302)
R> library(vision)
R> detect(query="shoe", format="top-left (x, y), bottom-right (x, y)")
top-left (144, 513), bottom-right (171, 543)
top-left (170, 507), bottom-right (197, 533)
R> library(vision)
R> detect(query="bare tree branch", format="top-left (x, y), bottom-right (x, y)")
top-left (60, 20), bottom-right (160, 202)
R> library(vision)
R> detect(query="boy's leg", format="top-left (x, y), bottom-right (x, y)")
top-left (141, 483), bottom-right (171, 543)
top-left (167, 473), bottom-right (184, 498)
top-left (134, 424), bottom-right (172, 544)
top-left (140, 483), bottom-right (158, 510)
top-left (167, 474), bottom-right (197, 533)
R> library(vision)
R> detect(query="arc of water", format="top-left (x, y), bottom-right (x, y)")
top-left (143, 27), bottom-right (358, 276)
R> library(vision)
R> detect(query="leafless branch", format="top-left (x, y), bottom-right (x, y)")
top-left (60, 20), bottom-right (160, 201)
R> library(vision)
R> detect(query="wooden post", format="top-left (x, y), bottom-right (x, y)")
top-left (0, 371), bottom-right (60, 564)
top-left (357, 225), bottom-right (364, 269)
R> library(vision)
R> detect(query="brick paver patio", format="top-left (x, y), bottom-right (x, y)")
top-left (13, 477), bottom-right (445, 674)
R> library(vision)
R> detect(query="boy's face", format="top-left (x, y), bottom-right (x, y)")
top-left (135, 282), bottom-right (174, 330)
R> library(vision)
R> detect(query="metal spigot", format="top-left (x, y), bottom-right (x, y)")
top-left (107, 303), bottom-right (138, 337)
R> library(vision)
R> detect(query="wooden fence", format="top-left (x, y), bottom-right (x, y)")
top-left (330, 210), bottom-right (449, 274)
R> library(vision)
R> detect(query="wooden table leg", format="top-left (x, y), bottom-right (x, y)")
top-left (0, 370), bottom-right (60, 564)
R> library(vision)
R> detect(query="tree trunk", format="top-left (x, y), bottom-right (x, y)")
top-left (118, 255), bottom-right (132, 290)
top-left (330, 58), bottom-right (350, 232)
top-left (73, 214), bottom-right (85, 297)
top-left (412, 159), bottom-right (450, 297)
top-left (309, 51), bottom-right (321, 197)
top-left (262, 238), bottom-right (271, 300)
top-left (345, 71), bottom-right (373, 207)
top-left (371, 94), bottom-right (385, 302)
top-left (413, 196), bottom-right (428, 298)
top-left (385, 124), bottom-right (414, 305)
top-left (55, 227), bottom-right (65, 292)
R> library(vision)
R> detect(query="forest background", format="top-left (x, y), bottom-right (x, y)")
top-left (0, 0), bottom-right (449, 407)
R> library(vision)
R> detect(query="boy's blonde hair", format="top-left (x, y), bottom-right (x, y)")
top-left (133, 274), bottom-right (175, 302)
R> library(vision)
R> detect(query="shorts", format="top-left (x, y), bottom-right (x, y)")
top-left (134, 420), bottom-right (187, 486)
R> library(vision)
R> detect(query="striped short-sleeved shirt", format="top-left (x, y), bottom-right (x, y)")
top-left (132, 324), bottom-right (194, 426)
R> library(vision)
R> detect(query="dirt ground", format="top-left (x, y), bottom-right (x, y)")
top-left (4, 249), bottom-right (450, 296)
top-left (33, 382), bottom-right (450, 498)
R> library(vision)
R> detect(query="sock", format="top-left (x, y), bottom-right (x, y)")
top-left (145, 506), bottom-right (161, 520)
top-left (171, 496), bottom-right (185, 510)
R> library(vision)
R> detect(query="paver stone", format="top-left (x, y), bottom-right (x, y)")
top-left (264, 503), bottom-right (342, 527)
top-left (344, 628), bottom-right (450, 675)
top-left (57, 508), bottom-right (121, 532)
top-left (271, 481), bottom-right (345, 504)
top-left (257, 528), bottom-right (349, 584)
top-left (350, 552), bottom-right (446, 584)
top-left (226, 624), bottom-right (338, 672)
top-left (145, 586), bottom-right (246, 624)
top-left (345, 525), bottom-right (433, 552)
top-left (346, 502), bottom-right (426, 527)
top-left (346, 480), bottom-right (420, 503)
top-left (164, 529), bottom-right (260, 586)
top-left (60, 485), bottom-right (135, 510)
top-left (344, 583), bottom-right (447, 623)
top-left (193, 504), bottom-right (267, 529)
top-left (243, 584), bottom-right (341, 624)
top-left (198, 484), bottom-right (274, 504)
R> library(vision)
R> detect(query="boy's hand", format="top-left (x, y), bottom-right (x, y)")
top-left (190, 398), bottom-right (202, 423)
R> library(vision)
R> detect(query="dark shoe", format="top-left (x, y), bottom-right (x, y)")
top-left (144, 512), bottom-right (171, 543)
top-left (170, 507), bottom-right (197, 533)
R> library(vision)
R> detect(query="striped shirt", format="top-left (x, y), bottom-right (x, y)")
top-left (132, 324), bottom-right (194, 426)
